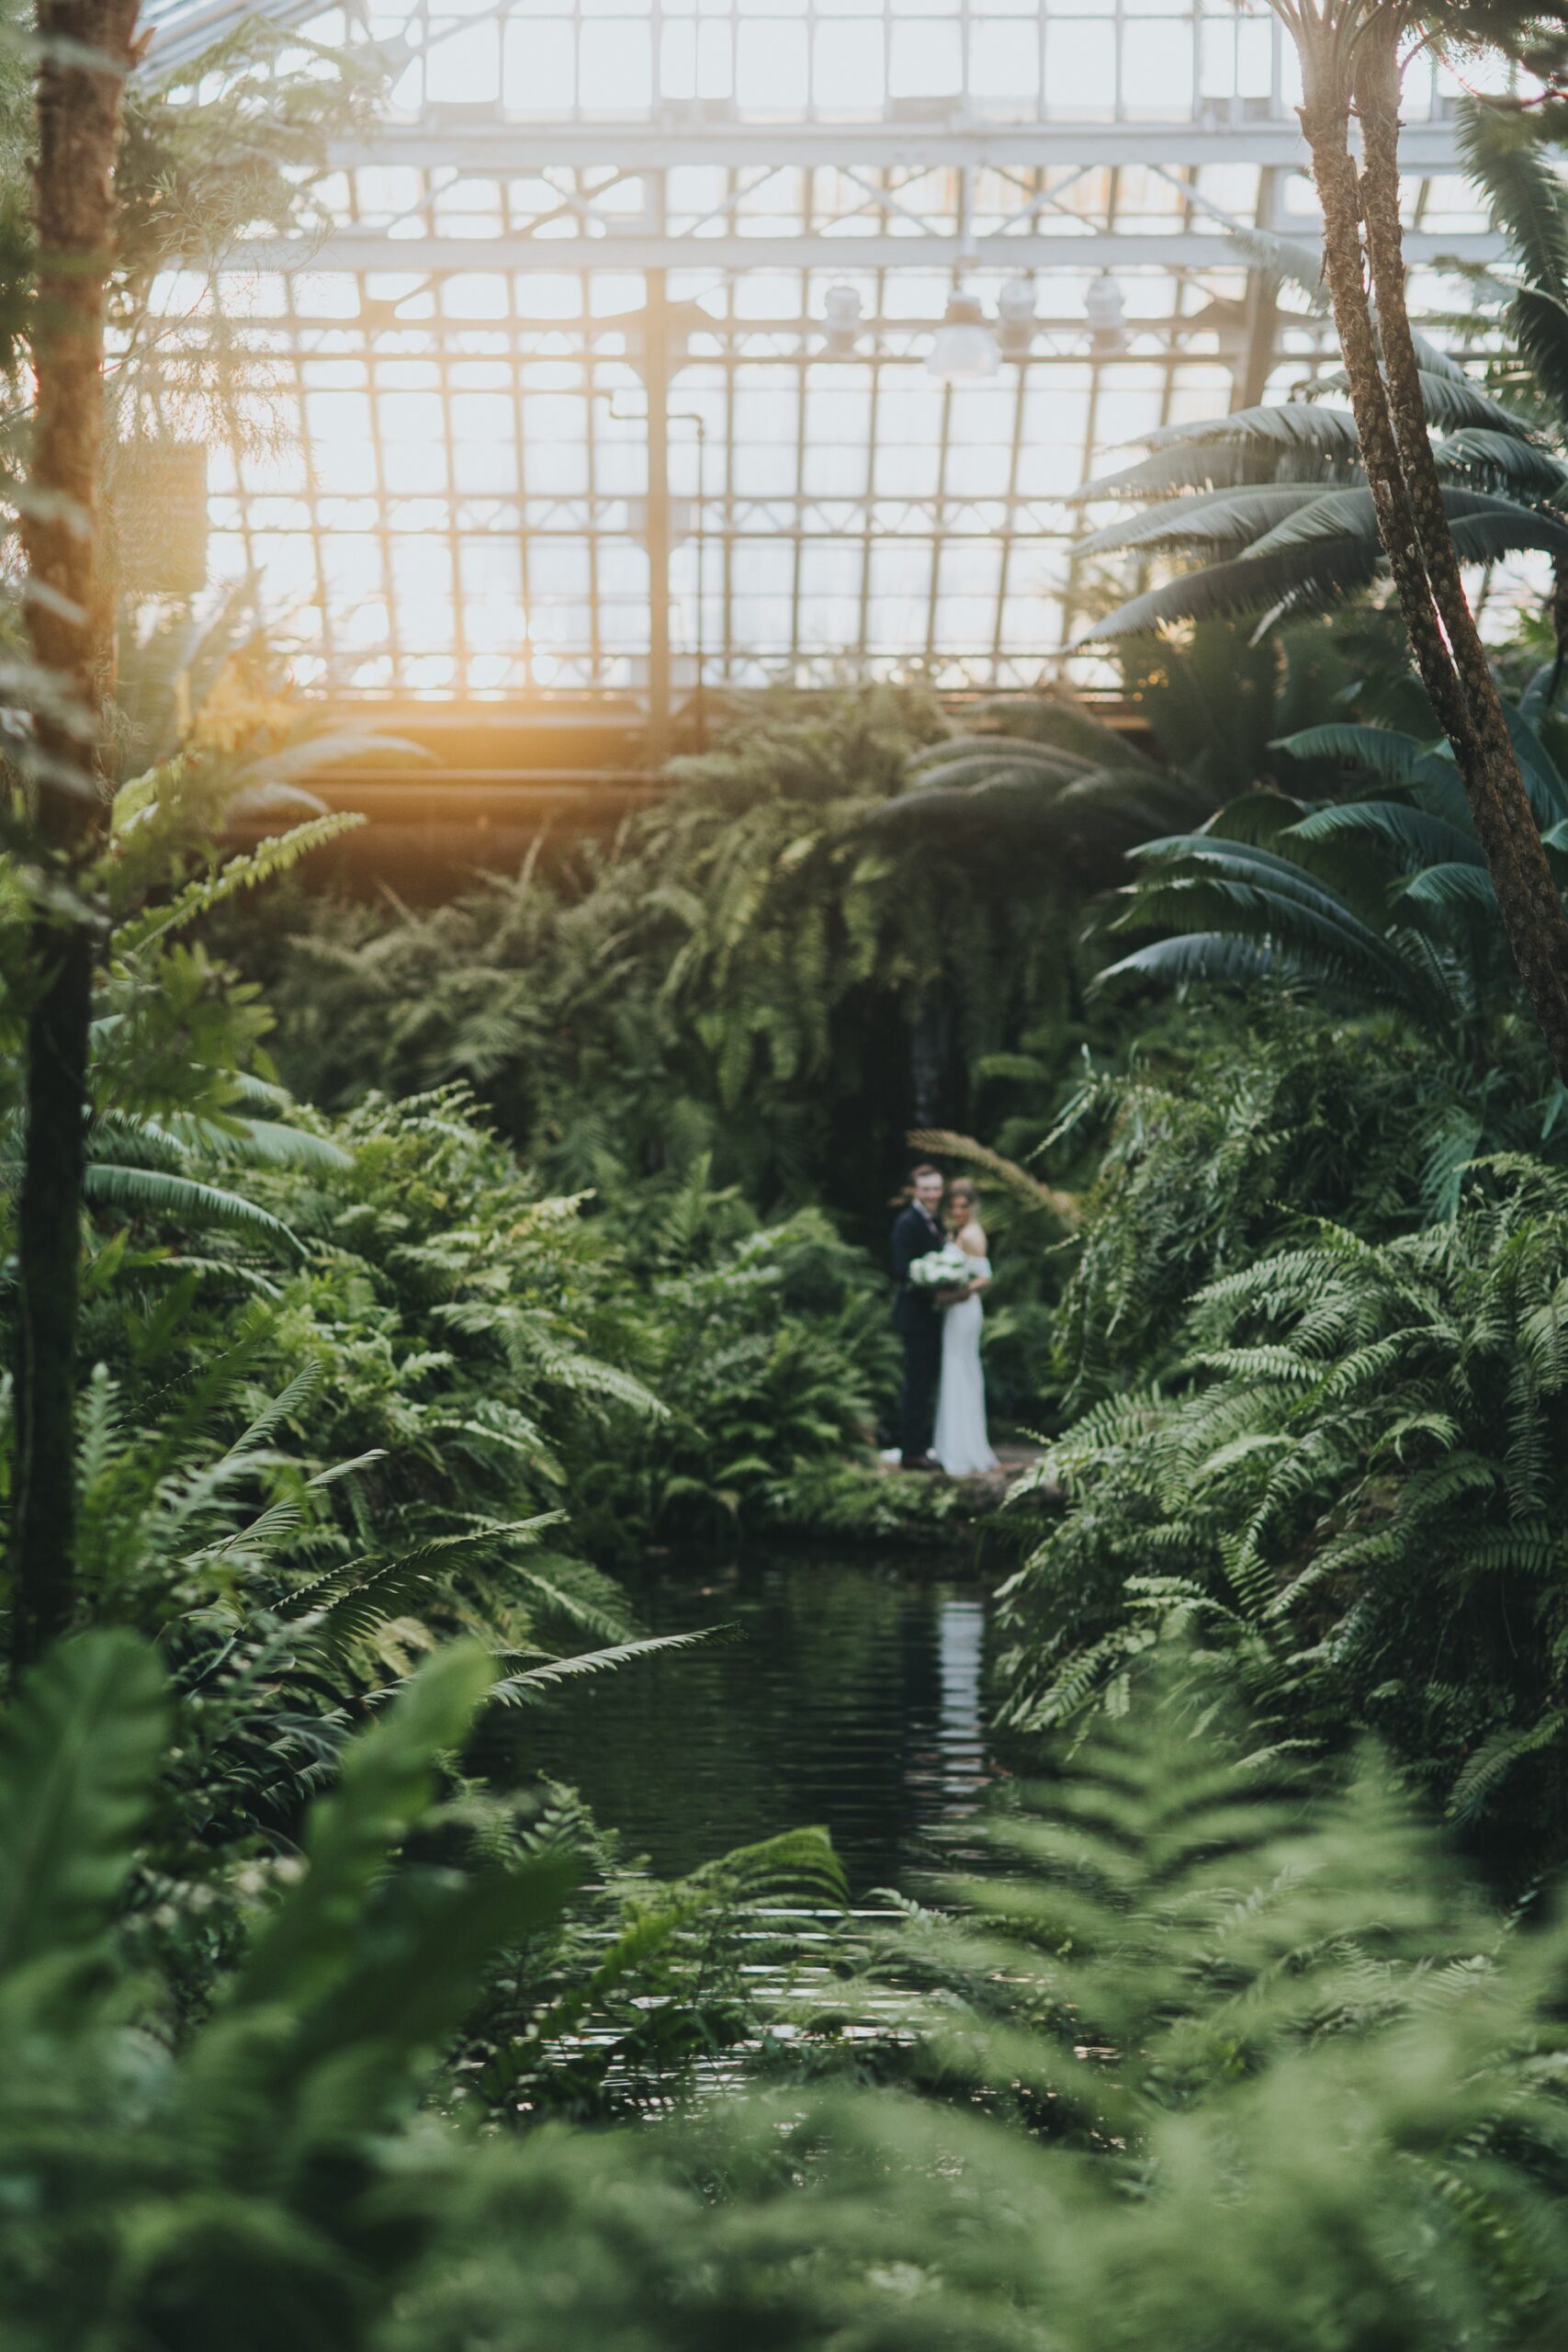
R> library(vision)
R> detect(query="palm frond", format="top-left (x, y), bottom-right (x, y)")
top-left (1287, 800), bottom-right (1483, 869)
top-left (1137, 400), bottom-right (1363, 461)
top-left (1457, 94), bottom-right (1568, 301)
top-left (1272, 723), bottom-right (1443, 786)
top-left (1078, 537), bottom-right (1379, 643)
top-left (1401, 862), bottom-right (1501, 916)
top-left (83, 1163), bottom-right (302, 1251)
top-left (127, 1111), bottom-right (351, 1173)
top-left (1092, 931), bottom-right (1278, 992)
top-left (1069, 438), bottom-right (1359, 508)
top-left (1075, 484), bottom-right (1331, 560)
top-left (1510, 281), bottom-right (1568, 427)
top-left (1436, 427), bottom-right (1568, 497)
top-left (904, 1127), bottom-right (1081, 1225)
top-left (486, 1626), bottom-right (727, 1708)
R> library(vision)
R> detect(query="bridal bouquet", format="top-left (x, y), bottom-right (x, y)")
top-left (907, 1241), bottom-right (971, 1295)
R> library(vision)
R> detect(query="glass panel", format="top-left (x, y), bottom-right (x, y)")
top-left (148, 0), bottom-right (1502, 690)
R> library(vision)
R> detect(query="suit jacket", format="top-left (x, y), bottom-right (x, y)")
top-left (891, 1202), bottom-right (945, 1334)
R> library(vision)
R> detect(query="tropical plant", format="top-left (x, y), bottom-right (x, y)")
top-left (16, 1623), bottom-right (1568, 2352)
top-left (1040, 1003), bottom-right (1552, 1413)
top-left (998, 1157), bottom-right (1568, 1850)
top-left (399, 1707), bottom-right (1568, 2349)
top-left (245, 690), bottom-right (1086, 1226)
top-left (1094, 693), bottom-right (1568, 1072)
top-left (0, 1631), bottom-right (580, 2349)
top-left (875, 615), bottom-right (1430, 851)
top-left (1070, 351), bottom-right (1568, 644)
top-left (1150, 4), bottom-right (1568, 1085)
top-left (457, 1794), bottom-right (850, 2125)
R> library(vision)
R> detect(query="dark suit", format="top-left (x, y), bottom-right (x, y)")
top-left (891, 1202), bottom-right (945, 1461)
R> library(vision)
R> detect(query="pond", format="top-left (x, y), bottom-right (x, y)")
top-left (517, 1552), bottom-right (996, 1895)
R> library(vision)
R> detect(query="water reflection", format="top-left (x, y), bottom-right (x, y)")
top-left (513, 1555), bottom-right (995, 1894)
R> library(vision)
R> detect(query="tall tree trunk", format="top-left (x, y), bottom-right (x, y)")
top-left (8, 0), bottom-right (140, 1668)
top-left (1549, 560), bottom-right (1568, 708)
top-left (1353, 18), bottom-right (1568, 1071)
top-left (1291, 12), bottom-right (1568, 1085)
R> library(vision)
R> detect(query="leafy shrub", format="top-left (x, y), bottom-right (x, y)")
top-left (1000, 1155), bottom-right (1568, 1850)
top-left (1046, 1001), bottom-right (1555, 1406)
top-left (242, 689), bottom-right (1083, 1225)
top-left (130, 1086), bottom-right (912, 1560)
top-left (0, 1633), bottom-right (577, 2352)
top-left (12, 1634), bottom-right (1568, 2352)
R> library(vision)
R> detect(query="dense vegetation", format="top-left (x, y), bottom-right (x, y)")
top-left (14, 2), bottom-right (1568, 2345)
top-left (13, 1634), bottom-right (1568, 2351)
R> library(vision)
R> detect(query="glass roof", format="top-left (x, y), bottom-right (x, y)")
top-left (139, 0), bottom-right (1510, 701)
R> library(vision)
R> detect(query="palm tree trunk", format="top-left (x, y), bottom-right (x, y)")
top-left (8, 0), bottom-right (140, 1668)
top-left (1351, 19), bottom-right (1568, 1074)
top-left (1550, 560), bottom-right (1568, 708)
top-left (1291, 14), bottom-right (1568, 1084)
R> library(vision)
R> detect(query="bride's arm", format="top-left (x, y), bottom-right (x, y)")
top-left (961, 1223), bottom-right (992, 1294)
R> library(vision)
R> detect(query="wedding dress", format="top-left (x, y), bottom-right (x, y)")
top-left (932, 1258), bottom-right (999, 1477)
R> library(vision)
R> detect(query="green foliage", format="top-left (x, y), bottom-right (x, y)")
top-left (1072, 338), bottom-right (1568, 640)
top-left (1043, 1002), bottom-right (1544, 1401)
top-left (1096, 695), bottom-right (1568, 1061)
top-left (245, 690), bottom-right (1084, 1220)
top-left (1000, 1151), bottom-right (1568, 1844)
top-left (459, 1794), bottom-right (850, 2124)
top-left (11, 1641), bottom-right (1568, 2352)
top-left (0, 1629), bottom-right (166, 1985)
top-left (111, 1083), bottom-right (905, 1566)
top-left (873, 618), bottom-right (1380, 850)
top-left (0, 1634), bottom-right (575, 2352)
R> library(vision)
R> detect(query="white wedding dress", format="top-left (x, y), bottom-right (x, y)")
top-left (932, 1258), bottom-right (999, 1477)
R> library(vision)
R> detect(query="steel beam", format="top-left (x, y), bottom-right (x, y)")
top-left (326, 116), bottom-right (1471, 176)
top-left (234, 228), bottom-right (1505, 277)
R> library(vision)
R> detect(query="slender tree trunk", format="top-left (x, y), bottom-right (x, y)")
top-left (1549, 560), bottom-right (1568, 708)
top-left (1292, 14), bottom-right (1568, 1084)
top-left (8, 0), bottom-right (140, 1668)
top-left (1352, 19), bottom-right (1568, 1070)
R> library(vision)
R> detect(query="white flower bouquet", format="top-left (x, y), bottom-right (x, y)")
top-left (907, 1241), bottom-right (971, 1295)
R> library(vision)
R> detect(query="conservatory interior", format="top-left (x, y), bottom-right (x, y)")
top-left (138, 0), bottom-right (1506, 833)
top-left (9, 2), bottom-right (1568, 2345)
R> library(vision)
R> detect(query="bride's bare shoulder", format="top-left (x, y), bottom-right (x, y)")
top-left (959, 1220), bottom-right (988, 1255)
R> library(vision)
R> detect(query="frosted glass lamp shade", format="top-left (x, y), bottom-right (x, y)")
top-left (925, 292), bottom-right (999, 380)
top-left (997, 276), bottom-right (1037, 356)
top-left (822, 282), bottom-right (864, 357)
top-left (1086, 271), bottom-right (1128, 356)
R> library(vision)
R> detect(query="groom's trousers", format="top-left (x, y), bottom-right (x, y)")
top-left (897, 1310), bottom-right (942, 1461)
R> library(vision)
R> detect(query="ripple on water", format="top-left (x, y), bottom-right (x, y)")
top-left (511, 1554), bottom-right (996, 1895)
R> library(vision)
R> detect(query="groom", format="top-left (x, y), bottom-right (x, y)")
top-left (891, 1162), bottom-right (946, 1471)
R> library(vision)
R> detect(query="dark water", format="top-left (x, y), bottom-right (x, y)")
top-left (515, 1554), bottom-right (995, 1894)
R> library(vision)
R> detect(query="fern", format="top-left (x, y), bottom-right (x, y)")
top-left (111, 811), bottom-right (365, 956)
top-left (0, 1634), bottom-right (167, 1987)
top-left (1003, 1139), bottom-right (1568, 1838)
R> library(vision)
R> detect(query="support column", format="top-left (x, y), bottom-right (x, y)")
top-left (1236, 166), bottom-right (1280, 412)
top-left (643, 268), bottom-right (672, 771)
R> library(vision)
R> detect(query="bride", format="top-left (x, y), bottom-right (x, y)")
top-left (932, 1179), bottom-right (998, 1477)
